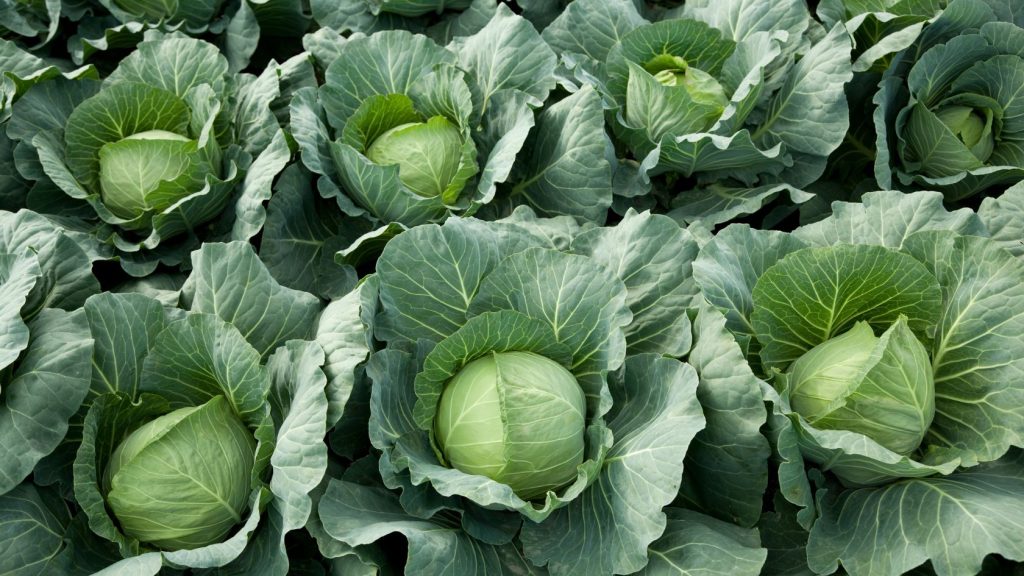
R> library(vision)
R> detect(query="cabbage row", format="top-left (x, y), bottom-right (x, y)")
top-left (2, 1), bottom-right (1024, 575)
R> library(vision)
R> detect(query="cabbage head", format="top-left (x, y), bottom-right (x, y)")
top-left (542, 0), bottom-right (852, 224)
top-left (102, 396), bottom-right (256, 550)
top-left (72, 242), bottom-right (330, 571)
top-left (434, 351), bottom-right (586, 499)
top-left (292, 6), bottom-right (614, 253)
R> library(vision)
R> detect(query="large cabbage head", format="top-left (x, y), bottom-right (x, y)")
top-left (433, 351), bottom-right (586, 500)
top-left (13, 35), bottom-right (301, 276)
top-left (317, 210), bottom-right (709, 576)
top-left (102, 395), bottom-right (255, 550)
top-left (693, 191), bottom-right (1024, 489)
top-left (786, 320), bottom-right (934, 456)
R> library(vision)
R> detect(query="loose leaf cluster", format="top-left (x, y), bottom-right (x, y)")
top-left (2, 1), bottom-right (1024, 576)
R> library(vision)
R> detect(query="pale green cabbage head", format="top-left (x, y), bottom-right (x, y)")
top-left (434, 351), bottom-right (586, 500)
top-left (103, 395), bottom-right (255, 550)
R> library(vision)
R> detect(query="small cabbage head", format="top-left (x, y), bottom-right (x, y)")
top-left (98, 128), bottom-right (219, 221)
top-left (786, 321), bottom-right (935, 455)
top-left (434, 351), bottom-right (586, 500)
top-left (644, 53), bottom-right (729, 112)
top-left (931, 105), bottom-right (995, 164)
top-left (103, 395), bottom-right (255, 550)
top-left (366, 117), bottom-right (465, 199)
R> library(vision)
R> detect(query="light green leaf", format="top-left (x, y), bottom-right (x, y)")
top-left (412, 310), bottom-right (571, 428)
top-left (751, 244), bottom-right (942, 371)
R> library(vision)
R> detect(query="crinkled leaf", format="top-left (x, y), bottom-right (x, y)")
top-left (182, 242), bottom-right (321, 358)
top-left (572, 209), bottom-right (698, 356)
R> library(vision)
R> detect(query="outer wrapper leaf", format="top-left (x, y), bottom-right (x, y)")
top-left (677, 304), bottom-right (770, 526)
top-left (808, 450), bottom-right (1024, 576)
top-left (182, 241), bottom-right (321, 358)
top-left (0, 309), bottom-right (93, 494)
top-left (519, 355), bottom-right (705, 576)
top-left (641, 508), bottom-right (767, 576)
top-left (319, 478), bottom-right (542, 575)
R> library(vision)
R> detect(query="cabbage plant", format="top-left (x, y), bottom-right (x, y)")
top-left (0, 0), bottom-right (72, 43)
top-left (292, 5), bottom-right (614, 256)
top-left (77, 0), bottom-right (311, 69)
top-left (309, 0), bottom-right (476, 36)
top-left (694, 190), bottom-right (1024, 575)
top-left (308, 208), bottom-right (740, 575)
top-left (60, 241), bottom-right (330, 572)
top-left (0, 210), bottom-right (97, 496)
top-left (874, 0), bottom-right (1024, 199)
top-left (0, 39), bottom-right (98, 212)
top-left (10, 34), bottom-right (306, 276)
top-left (543, 0), bottom-right (853, 224)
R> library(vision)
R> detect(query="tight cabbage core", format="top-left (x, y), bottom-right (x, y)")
top-left (643, 53), bottom-right (728, 110)
top-left (103, 395), bottom-right (256, 550)
top-left (365, 116), bottom-right (464, 199)
top-left (434, 351), bottom-right (586, 500)
top-left (935, 105), bottom-right (995, 162)
top-left (98, 129), bottom-right (200, 220)
top-left (787, 321), bottom-right (935, 455)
